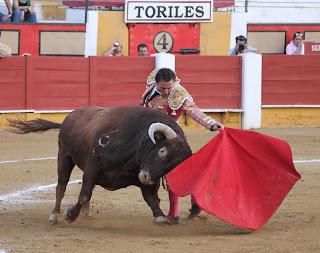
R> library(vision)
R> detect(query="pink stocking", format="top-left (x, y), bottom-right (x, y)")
top-left (167, 189), bottom-right (179, 218)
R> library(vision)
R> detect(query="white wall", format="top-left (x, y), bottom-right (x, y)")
top-left (234, 0), bottom-right (320, 24)
top-left (228, 0), bottom-right (320, 47)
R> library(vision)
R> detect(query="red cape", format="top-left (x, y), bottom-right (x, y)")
top-left (166, 128), bottom-right (301, 230)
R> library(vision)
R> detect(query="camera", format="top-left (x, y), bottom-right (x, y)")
top-left (238, 44), bottom-right (247, 53)
top-left (114, 42), bottom-right (120, 47)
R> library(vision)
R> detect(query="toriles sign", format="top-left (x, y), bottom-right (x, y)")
top-left (125, 0), bottom-right (213, 23)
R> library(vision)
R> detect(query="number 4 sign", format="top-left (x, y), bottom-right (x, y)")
top-left (153, 31), bottom-right (174, 53)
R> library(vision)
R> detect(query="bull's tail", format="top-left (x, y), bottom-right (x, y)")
top-left (7, 118), bottom-right (61, 134)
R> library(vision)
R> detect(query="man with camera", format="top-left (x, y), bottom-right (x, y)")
top-left (103, 41), bottom-right (123, 57)
top-left (227, 35), bottom-right (258, 56)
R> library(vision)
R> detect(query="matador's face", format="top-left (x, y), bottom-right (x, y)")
top-left (156, 80), bottom-right (174, 99)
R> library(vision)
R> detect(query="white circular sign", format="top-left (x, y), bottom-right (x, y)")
top-left (153, 31), bottom-right (174, 53)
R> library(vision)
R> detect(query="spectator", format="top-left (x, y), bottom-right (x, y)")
top-left (103, 41), bottom-right (123, 57)
top-left (12, 0), bottom-right (37, 23)
top-left (0, 31), bottom-right (12, 58)
top-left (137, 43), bottom-right (148, 56)
top-left (141, 68), bottom-right (224, 224)
top-left (0, 0), bottom-right (12, 22)
top-left (286, 32), bottom-right (304, 55)
top-left (227, 35), bottom-right (258, 56)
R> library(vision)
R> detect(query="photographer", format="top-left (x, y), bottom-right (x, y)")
top-left (227, 35), bottom-right (257, 56)
top-left (103, 41), bottom-right (123, 57)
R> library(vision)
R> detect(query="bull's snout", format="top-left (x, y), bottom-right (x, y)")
top-left (138, 170), bottom-right (154, 185)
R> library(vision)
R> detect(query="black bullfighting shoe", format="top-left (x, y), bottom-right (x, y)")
top-left (188, 204), bottom-right (201, 219)
top-left (167, 216), bottom-right (180, 225)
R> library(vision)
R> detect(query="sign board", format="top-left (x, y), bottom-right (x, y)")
top-left (125, 0), bottom-right (213, 23)
top-left (304, 41), bottom-right (320, 55)
top-left (153, 31), bottom-right (174, 53)
top-left (128, 23), bottom-right (199, 56)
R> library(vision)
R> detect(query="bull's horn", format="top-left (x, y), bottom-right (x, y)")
top-left (148, 123), bottom-right (177, 144)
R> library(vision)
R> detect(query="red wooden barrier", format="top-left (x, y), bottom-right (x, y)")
top-left (0, 56), bottom-right (155, 110)
top-left (0, 56), bottom-right (241, 110)
top-left (176, 56), bottom-right (242, 109)
top-left (0, 57), bottom-right (26, 110)
top-left (262, 55), bottom-right (320, 105)
top-left (95, 56), bottom-right (155, 106)
top-left (27, 57), bottom-right (90, 109)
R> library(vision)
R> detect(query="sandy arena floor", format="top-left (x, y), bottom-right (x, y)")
top-left (0, 128), bottom-right (319, 253)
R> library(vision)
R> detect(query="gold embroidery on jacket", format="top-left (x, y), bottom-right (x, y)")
top-left (168, 84), bottom-right (193, 111)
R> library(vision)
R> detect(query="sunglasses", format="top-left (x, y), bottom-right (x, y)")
top-left (295, 32), bottom-right (302, 36)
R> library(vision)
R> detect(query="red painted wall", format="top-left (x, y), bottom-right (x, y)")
top-left (176, 56), bottom-right (242, 109)
top-left (129, 23), bottom-right (200, 56)
top-left (0, 23), bottom-right (86, 56)
top-left (262, 55), bottom-right (320, 105)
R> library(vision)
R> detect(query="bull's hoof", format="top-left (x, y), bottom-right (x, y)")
top-left (154, 216), bottom-right (171, 225)
top-left (48, 213), bottom-right (58, 224)
top-left (65, 206), bottom-right (80, 223)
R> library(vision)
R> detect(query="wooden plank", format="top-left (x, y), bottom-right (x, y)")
top-left (263, 80), bottom-right (320, 93)
top-left (89, 56), bottom-right (98, 106)
top-left (0, 71), bottom-right (25, 84)
top-left (32, 83), bottom-right (89, 97)
top-left (192, 95), bottom-right (240, 108)
top-left (31, 97), bottom-right (89, 110)
top-left (97, 70), bottom-right (153, 83)
top-left (178, 70), bottom-right (241, 84)
top-left (34, 57), bottom-right (89, 71)
top-left (0, 57), bottom-right (25, 70)
top-left (263, 93), bottom-right (320, 105)
top-left (98, 57), bottom-right (155, 71)
top-left (34, 69), bottom-right (89, 83)
top-left (25, 56), bottom-right (35, 109)
top-left (184, 83), bottom-right (241, 96)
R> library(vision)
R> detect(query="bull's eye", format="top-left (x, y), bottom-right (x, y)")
top-left (158, 147), bottom-right (168, 158)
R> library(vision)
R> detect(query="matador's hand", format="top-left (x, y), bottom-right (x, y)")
top-left (210, 121), bottom-right (224, 131)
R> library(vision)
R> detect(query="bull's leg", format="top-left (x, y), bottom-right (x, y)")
top-left (140, 181), bottom-right (170, 225)
top-left (49, 153), bottom-right (75, 224)
top-left (65, 169), bottom-right (96, 223)
top-left (80, 198), bottom-right (91, 218)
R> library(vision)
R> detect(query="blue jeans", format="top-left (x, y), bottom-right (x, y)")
top-left (12, 9), bottom-right (37, 23)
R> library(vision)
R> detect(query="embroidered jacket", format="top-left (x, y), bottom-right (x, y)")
top-left (141, 81), bottom-right (216, 130)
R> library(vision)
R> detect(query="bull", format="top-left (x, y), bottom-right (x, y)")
top-left (8, 106), bottom-right (192, 224)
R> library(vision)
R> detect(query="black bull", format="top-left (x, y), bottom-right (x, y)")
top-left (8, 106), bottom-right (192, 224)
